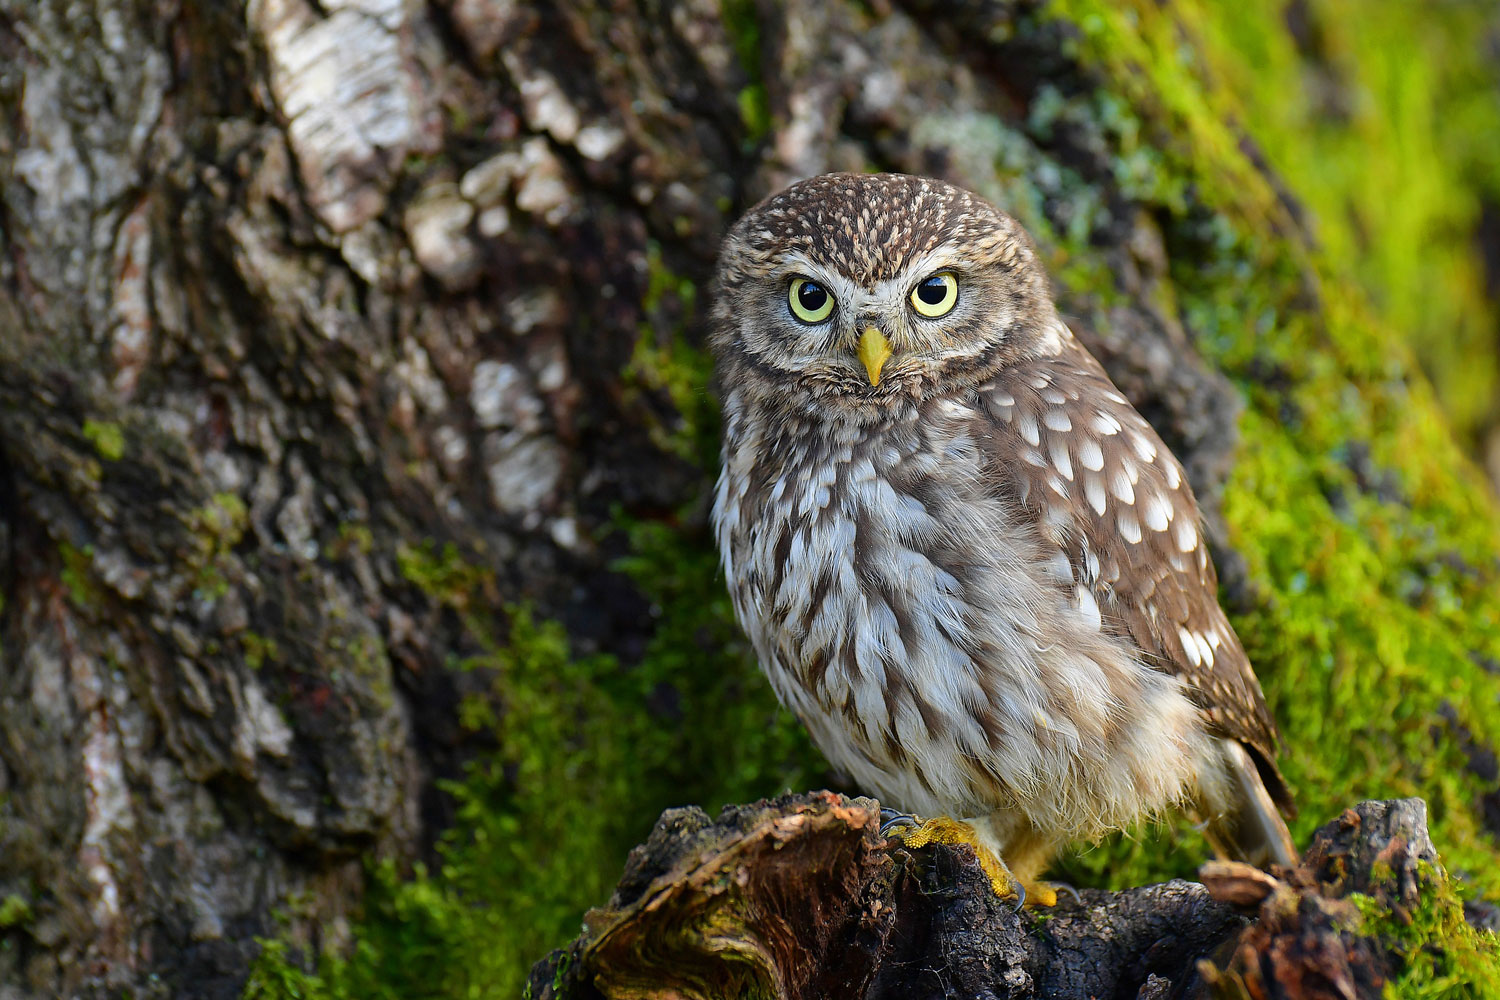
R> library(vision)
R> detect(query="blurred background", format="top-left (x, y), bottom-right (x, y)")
top-left (1202, 0), bottom-right (1500, 490)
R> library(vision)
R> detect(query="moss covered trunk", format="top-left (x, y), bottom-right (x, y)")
top-left (0, 1), bottom-right (1497, 997)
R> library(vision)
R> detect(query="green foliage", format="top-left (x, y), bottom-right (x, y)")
top-left (1350, 862), bottom-right (1500, 997)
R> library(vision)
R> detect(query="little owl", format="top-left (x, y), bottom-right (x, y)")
top-left (709, 172), bottom-right (1296, 905)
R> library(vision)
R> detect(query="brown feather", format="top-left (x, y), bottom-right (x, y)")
top-left (979, 333), bottom-right (1294, 814)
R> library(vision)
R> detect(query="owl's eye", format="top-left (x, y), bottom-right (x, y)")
top-left (911, 272), bottom-right (959, 318)
top-left (788, 277), bottom-right (835, 324)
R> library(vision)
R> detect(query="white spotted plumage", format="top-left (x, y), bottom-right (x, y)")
top-left (709, 172), bottom-right (1297, 885)
top-left (715, 384), bottom-right (1210, 842)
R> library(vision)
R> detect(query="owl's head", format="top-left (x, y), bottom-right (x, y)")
top-left (710, 173), bottom-right (1061, 412)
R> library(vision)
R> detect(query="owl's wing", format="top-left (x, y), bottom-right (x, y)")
top-left (976, 334), bottom-right (1293, 812)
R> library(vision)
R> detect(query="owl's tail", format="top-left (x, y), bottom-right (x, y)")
top-left (1200, 738), bottom-right (1298, 870)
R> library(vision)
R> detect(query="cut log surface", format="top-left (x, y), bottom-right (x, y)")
top-left (528, 796), bottom-right (1458, 1000)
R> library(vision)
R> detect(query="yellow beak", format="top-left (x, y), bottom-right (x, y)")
top-left (857, 327), bottom-right (892, 386)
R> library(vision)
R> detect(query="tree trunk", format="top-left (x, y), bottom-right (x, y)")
top-left (1, 1), bottom-right (1498, 998)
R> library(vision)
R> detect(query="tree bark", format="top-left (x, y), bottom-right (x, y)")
top-left (1, 1), bottom-right (1497, 998)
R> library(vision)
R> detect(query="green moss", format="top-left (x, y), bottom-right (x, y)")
top-left (622, 243), bottom-right (719, 468)
top-left (0, 894), bottom-right (31, 929)
top-left (1183, 0), bottom-right (1500, 449)
top-left (1052, 0), bottom-right (1500, 446)
top-left (244, 939), bottom-right (323, 1000)
top-left (240, 632), bottom-right (281, 671)
top-left (81, 419), bottom-right (125, 462)
top-left (722, 0), bottom-right (770, 142)
top-left (737, 86), bottom-right (770, 142)
top-left (1349, 862), bottom-right (1500, 997)
top-left (188, 492), bottom-right (249, 601)
top-left (198, 492), bottom-right (248, 542)
top-left (250, 521), bottom-right (818, 998)
top-left (58, 542), bottom-right (99, 608)
top-left (336, 522), bottom-right (374, 557)
top-left (395, 540), bottom-right (490, 609)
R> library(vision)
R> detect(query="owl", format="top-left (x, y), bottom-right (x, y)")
top-left (708, 172), bottom-right (1296, 905)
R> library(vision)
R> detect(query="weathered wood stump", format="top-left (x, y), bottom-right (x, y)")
top-left (528, 796), bottom-right (1463, 999)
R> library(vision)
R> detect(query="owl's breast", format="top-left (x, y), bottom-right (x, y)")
top-left (713, 392), bottom-right (1206, 823)
top-left (713, 398), bottom-right (1058, 802)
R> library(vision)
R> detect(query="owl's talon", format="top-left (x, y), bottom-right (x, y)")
top-left (1015, 879), bottom-right (1080, 908)
top-left (878, 808), bottom-right (919, 835)
top-left (1052, 881), bottom-right (1083, 906)
top-left (885, 816), bottom-right (1023, 904)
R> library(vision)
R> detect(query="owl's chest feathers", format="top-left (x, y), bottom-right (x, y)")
top-left (716, 392), bottom-right (1208, 823)
top-left (718, 394), bottom-right (1015, 686)
top-left (718, 399), bottom-right (1061, 752)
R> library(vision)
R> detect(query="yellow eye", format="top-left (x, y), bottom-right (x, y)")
top-left (788, 277), bottom-right (835, 324)
top-left (910, 272), bottom-right (959, 318)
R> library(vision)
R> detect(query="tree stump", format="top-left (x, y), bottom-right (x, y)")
top-left (528, 796), bottom-right (1477, 1000)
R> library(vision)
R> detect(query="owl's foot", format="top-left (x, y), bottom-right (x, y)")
top-left (883, 815), bottom-right (1023, 906)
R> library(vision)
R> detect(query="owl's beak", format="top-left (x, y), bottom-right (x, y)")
top-left (857, 327), bottom-right (892, 386)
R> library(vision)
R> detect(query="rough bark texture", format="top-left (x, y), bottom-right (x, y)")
top-left (1, 1), bottom-right (1498, 998)
top-left (525, 796), bottom-right (1457, 1000)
